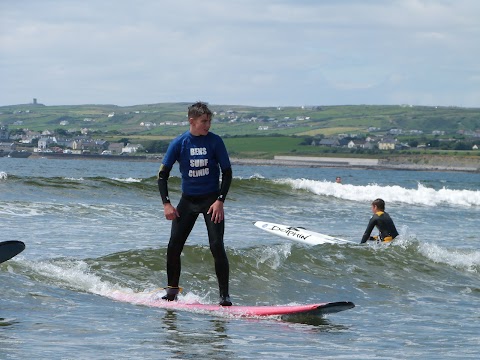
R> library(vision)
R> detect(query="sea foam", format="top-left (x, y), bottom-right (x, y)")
top-left (278, 178), bottom-right (480, 207)
top-left (418, 242), bottom-right (480, 273)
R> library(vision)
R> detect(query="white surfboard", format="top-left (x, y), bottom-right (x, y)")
top-left (253, 221), bottom-right (355, 246)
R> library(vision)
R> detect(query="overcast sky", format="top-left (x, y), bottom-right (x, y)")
top-left (1, 0), bottom-right (479, 108)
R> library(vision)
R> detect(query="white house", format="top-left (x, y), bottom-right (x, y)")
top-left (140, 122), bottom-right (156, 127)
top-left (38, 137), bottom-right (56, 150)
top-left (347, 140), bottom-right (367, 149)
top-left (122, 143), bottom-right (144, 153)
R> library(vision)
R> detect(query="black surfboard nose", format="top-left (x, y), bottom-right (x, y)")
top-left (0, 240), bottom-right (26, 264)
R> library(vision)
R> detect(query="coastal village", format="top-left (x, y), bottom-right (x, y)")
top-left (1, 102), bottom-right (479, 158)
top-left (3, 121), bottom-right (478, 158)
top-left (0, 124), bottom-right (144, 157)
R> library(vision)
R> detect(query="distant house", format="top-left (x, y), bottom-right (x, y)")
top-left (334, 138), bottom-right (349, 147)
top-left (108, 143), bottom-right (124, 154)
top-left (140, 122), bottom-right (156, 127)
top-left (20, 130), bottom-right (41, 144)
top-left (389, 128), bottom-right (403, 135)
top-left (38, 137), bottom-right (56, 150)
top-left (409, 129), bottom-right (423, 135)
top-left (77, 139), bottom-right (109, 153)
top-left (56, 138), bottom-right (74, 148)
top-left (318, 138), bottom-right (340, 147)
top-left (378, 138), bottom-right (396, 150)
top-left (347, 140), bottom-right (367, 149)
top-left (122, 143), bottom-right (144, 153)
top-left (473, 144), bottom-right (478, 150)
top-left (0, 125), bottom-right (9, 140)
top-left (0, 142), bottom-right (15, 152)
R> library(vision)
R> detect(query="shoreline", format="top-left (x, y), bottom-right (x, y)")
top-left (231, 155), bottom-right (480, 173)
top-left (9, 152), bottom-right (480, 173)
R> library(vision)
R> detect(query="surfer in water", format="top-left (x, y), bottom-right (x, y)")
top-left (360, 198), bottom-right (399, 243)
top-left (157, 102), bottom-right (233, 306)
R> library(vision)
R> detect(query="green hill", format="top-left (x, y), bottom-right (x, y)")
top-left (1, 103), bottom-right (479, 137)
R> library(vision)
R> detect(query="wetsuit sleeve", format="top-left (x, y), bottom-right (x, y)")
top-left (360, 217), bottom-right (377, 243)
top-left (157, 164), bottom-right (172, 204)
top-left (217, 167), bottom-right (232, 202)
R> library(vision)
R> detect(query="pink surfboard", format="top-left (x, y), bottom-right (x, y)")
top-left (109, 291), bottom-right (355, 319)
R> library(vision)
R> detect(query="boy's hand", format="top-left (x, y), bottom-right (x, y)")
top-left (207, 200), bottom-right (224, 224)
top-left (163, 203), bottom-right (179, 220)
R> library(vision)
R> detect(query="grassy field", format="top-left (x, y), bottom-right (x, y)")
top-left (297, 126), bottom-right (364, 136)
top-left (2, 103), bottom-right (479, 137)
top-left (2, 102), bottom-right (479, 161)
top-left (223, 136), bottom-right (308, 158)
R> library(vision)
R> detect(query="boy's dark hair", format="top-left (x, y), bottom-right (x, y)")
top-left (372, 198), bottom-right (385, 211)
top-left (188, 102), bottom-right (213, 119)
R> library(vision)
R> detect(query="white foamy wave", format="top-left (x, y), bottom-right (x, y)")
top-left (254, 243), bottom-right (292, 270)
top-left (278, 178), bottom-right (480, 207)
top-left (0, 202), bottom-right (45, 216)
top-left (233, 173), bottom-right (265, 180)
top-left (24, 259), bottom-right (123, 295)
top-left (112, 177), bottom-right (142, 183)
top-left (418, 242), bottom-right (480, 273)
top-left (249, 173), bottom-right (265, 180)
top-left (0, 171), bottom-right (7, 180)
top-left (23, 259), bottom-right (207, 305)
top-left (0, 201), bottom-right (153, 219)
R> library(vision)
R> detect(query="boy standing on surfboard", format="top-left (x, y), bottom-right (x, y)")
top-left (157, 102), bottom-right (233, 306)
top-left (360, 198), bottom-right (399, 243)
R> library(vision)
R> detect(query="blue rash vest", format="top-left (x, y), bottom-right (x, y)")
top-left (162, 131), bottom-right (231, 196)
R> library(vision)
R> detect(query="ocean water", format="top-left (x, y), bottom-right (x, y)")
top-left (1, 157), bottom-right (479, 359)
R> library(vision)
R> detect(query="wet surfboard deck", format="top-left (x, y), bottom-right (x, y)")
top-left (109, 291), bottom-right (355, 319)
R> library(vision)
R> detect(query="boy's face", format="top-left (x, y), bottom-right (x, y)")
top-left (189, 114), bottom-right (211, 136)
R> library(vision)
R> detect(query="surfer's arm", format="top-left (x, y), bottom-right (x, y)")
top-left (217, 167), bottom-right (232, 202)
top-left (157, 164), bottom-right (172, 204)
top-left (158, 164), bottom-right (179, 220)
top-left (360, 218), bottom-right (377, 244)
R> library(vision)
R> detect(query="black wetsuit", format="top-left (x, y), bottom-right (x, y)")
top-left (164, 192), bottom-right (230, 297)
top-left (361, 211), bottom-right (399, 244)
top-left (157, 130), bottom-right (233, 298)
